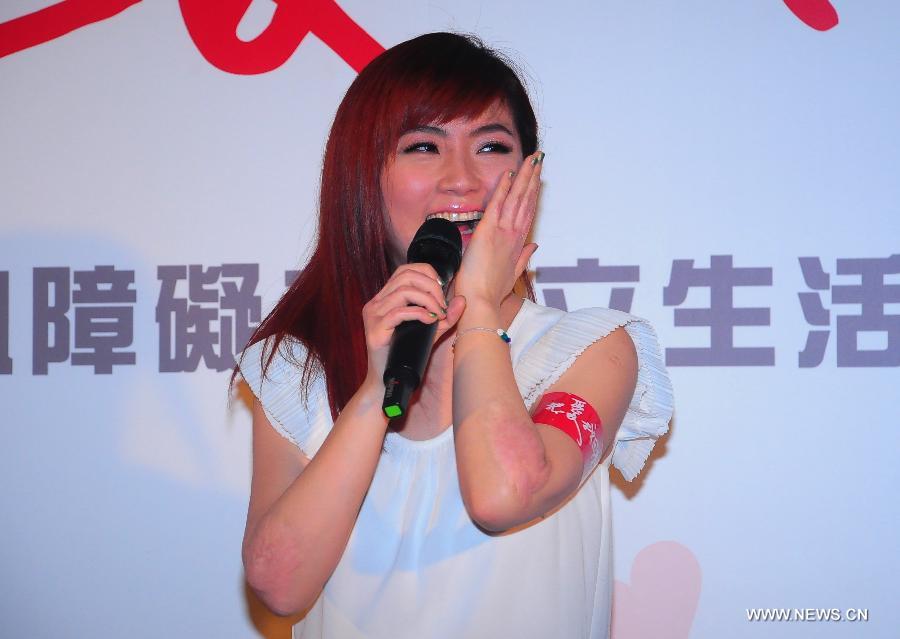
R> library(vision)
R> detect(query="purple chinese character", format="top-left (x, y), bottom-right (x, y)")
top-left (798, 257), bottom-right (831, 367)
top-left (798, 255), bottom-right (900, 367)
top-left (220, 263), bottom-right (262, 357)
top-left (834, 255), bottom-right (899, 366)
top-left (33, 267), bottom-right (69, 374)
top-left (71, 265), bottom-right (136, 373)
top-left (32, 266), bottom-right (136, 374)
top-left (663, 255), bottom-right (775, 366)
top-left (157, 264), bottom-right (261, 372)
top-left (1, 271), bottom-right (10, 374)
top-left (535, 258), bottom-right (639, 312)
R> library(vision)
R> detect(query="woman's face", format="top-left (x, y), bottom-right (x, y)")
top-left (380, 101), bottom-right (524, 264)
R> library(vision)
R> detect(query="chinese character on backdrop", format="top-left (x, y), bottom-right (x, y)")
top-left (535, 258), bottom-right (639, 312)
top-left (663, 255), bottom-right (775, 366)
top-left (32, 266), bottom-right (137, 374)
top-left (1, 271), bottom-right (11, 374)
top-left (157, 264), bottom-right (261, 372)
top-left (798, 254), bottom-right (900, 367)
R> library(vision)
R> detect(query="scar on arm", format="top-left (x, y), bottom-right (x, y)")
top-left (485, 410), bottom-right (551, 507)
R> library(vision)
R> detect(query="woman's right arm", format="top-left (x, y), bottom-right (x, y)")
top-left (242, 379), bottom-right (388, 616)
top-left (241, 263), bottom-right (459, 616)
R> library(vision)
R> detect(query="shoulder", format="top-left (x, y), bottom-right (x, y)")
top-left (238, 335), bottom-right (332, 459)
top-left (542, 305), bottom-right (664, 370)
top-left (555, 306), bottom-right (670, 419)
top-left (516, 303), bottom-right (644, 371)
top-left (563, 308), bottom-right (674, 481)
top-left (517, 299), bottom-right (642, 340)
top-left (239, 335), bottom-right (309, 387)
top-left (569, 320), bottom-right (637, 377)
top-left (514, 304), bottom-right (674, 480)
top-left (538, 306), bottom-right (640, 418)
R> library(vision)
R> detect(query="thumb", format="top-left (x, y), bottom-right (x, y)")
top-left (514, 243), bottom-right (538, 278)
top-left (435, 294), bottom-right (466, 340)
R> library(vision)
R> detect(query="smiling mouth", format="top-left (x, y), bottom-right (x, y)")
top-left (425, 211), bottom-right (484, 235)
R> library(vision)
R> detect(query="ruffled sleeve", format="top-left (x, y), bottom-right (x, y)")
top-left (238, 336), bottom-right (333, 459)
top-left (513, 307), bottom-right (674, 481)
top-left (611, 319), bottom-right (674, 481)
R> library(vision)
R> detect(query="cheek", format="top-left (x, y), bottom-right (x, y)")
top-left (391, 167), bottom-right (439, 219)
top-left (382, 169), bottom-right (431, 255)
top-left (383, 163), bottom-right (430, 210)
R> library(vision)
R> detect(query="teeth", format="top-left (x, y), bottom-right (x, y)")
top-left (425, 211), bottom-right (484, 222)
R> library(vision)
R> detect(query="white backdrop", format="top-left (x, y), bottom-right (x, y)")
top-left (2, 1), bottom-right (898, 637)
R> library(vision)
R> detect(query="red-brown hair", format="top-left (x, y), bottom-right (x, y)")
top-left (236, 33), bottom-right (539, 417)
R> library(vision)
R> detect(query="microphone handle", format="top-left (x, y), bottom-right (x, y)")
top-left (381, 217), bottom-right (461, 420)
top-left (381, 315), bottom-right (439, 419)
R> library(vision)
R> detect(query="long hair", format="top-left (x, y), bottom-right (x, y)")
top-left (236, 33), bottom-right (539, 418)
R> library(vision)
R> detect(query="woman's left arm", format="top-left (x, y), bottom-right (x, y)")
top-left (453, 307), bottom-right (637, 532)
top-left (451, 152), bottom-right (637, 531)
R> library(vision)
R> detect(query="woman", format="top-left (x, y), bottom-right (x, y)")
top-left (237, 32), bottom-right (673, 638)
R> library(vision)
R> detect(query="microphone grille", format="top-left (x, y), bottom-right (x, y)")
top-left (409, 218), bottom-right (463, 253)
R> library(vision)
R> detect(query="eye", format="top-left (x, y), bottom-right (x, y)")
top-left (402, 141), bottom-right (439, 154)
top-left (478, 140), bottom-right (513, 154)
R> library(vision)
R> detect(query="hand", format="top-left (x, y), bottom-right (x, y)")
top-left (361, 263), bottom-right (466, 383)
top-left (452, 151), bottom-right (543, 308)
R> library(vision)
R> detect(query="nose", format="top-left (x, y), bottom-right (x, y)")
top-left (437, 150), bottom-right (480, 195)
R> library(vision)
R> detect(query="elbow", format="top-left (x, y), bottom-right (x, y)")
top-left (458, 409), bottom-right (554, 532)
top-left (243, 532), bottom-right (318, 616)
top-left (464, 485), bottom-right (527, 532)
top-left (245, 575), bottom-right (313, 618)
top-left (461, 452), bottom-right (553, 533)
top-left (249, 587), bottom-right (310, 619)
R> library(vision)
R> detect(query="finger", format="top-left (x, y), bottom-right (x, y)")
top-left (434, 295), bottom-right (467, 340)
top-left (394, 262), bottom-right (442, 285)
top-left (376, 264), bottom-right (443, 300)
top-left (373, 285), bottom-right (447, 319)
top-left (499, 151), bottom-right (542, 230)
top-left (513, 243), bottom-right (538, 279)
top-left (377, 265), bottom-right (447, 310)
top-left (399, 263), bottom-right (446, 307)
top-left (377, 281), bottom-right (446, 317)
top-left (481, 168), bottom-right (516, 228)
top-left (512, 154), bottom-right (543, 233)
top-left (378, 305), bottom-right (441, 332)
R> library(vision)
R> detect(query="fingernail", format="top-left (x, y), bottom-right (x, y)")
top-left (437, 277), bottom-right (444, 287)
top-left (508, 170), bottom-right (516, 179)
top-left (531, 151), bottom-right (545, 166)
top-left (441, 306), bottom-right (448, 314)
top-left (429, 312), bottom-right (438, 319)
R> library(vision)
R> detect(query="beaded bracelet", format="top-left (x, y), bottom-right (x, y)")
top-left (451, 327), bottom-right (511, 349)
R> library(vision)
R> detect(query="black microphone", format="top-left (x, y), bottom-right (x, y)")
top-left (382, 218), bottom-right (462, 419)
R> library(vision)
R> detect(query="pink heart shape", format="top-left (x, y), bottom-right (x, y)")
top-left (612, 541), bottom-right (702, 639)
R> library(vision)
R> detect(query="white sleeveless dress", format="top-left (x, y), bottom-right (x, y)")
top-left (239, 300), bottom-right (674, 639)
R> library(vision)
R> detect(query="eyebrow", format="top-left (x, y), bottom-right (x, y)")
top-left (402, 123), bottom-right (515, 138)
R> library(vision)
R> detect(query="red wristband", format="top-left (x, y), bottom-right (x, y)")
top-left (532, 391), bottom-right (603, 469)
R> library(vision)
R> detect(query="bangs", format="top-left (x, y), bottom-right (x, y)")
top-left (366, 33), bottom-right (535, 154)
top-left (397, 73), bottom-right (508, 133)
